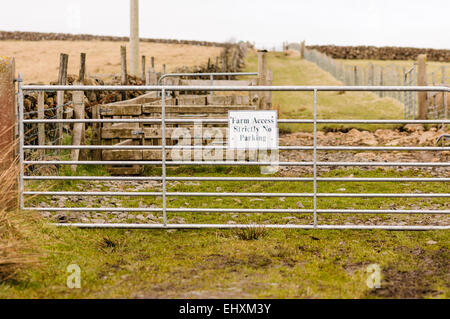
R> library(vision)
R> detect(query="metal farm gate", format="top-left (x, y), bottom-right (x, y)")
top-left (17, 78), bottom-right (450, 230)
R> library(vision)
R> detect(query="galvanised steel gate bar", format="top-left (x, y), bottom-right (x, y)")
top-left (157, 72), bottom-right (258, 96)
top-left (157, 72), bottom-right (259, 86)
top-left (18, 80), bottom-right (450, 230)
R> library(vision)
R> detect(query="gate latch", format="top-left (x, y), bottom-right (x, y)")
top-left (132, 130), bottom-right (145, 136)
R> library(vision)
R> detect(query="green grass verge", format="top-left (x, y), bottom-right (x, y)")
top-left (0, 221), bottom-right (447, 298)
top-left (6, 166), bottom-right (449, 299)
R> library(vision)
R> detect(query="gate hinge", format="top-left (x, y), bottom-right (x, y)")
top-left (436, 134), bottom-right (450, 146)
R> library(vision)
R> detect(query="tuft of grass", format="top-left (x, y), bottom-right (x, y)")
top-left (233, 226), bottom-right (268, 241)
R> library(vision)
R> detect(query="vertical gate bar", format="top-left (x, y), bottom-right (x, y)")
top-left (444, 91), bottom-right (448, 130)
top-left (162, 88), bottom-right (167, 227)
top-left (313, 89), bottom-right (318, 227)
top-left (403, 72), bottom-right (407, 119)
top-left (413, 66), bottom-right (416, 120)
top-left (17, 74), bottom-right (25, 210)
top-left (210, 74), bottom-right (214, 95)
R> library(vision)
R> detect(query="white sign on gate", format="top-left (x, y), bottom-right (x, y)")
top-left (228, 110), bottom-right (278, 150)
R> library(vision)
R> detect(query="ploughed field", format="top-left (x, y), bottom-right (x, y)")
top-left (0, 40), bottom-right (222, 83)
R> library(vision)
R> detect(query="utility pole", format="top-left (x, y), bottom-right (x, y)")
top-left (130, 0), bottom-right (140, 77)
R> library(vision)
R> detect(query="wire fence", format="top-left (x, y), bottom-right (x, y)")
top-left (304, 48), bottom-right (449, 120)
top-left (23, 101), bottom-right (72, 164)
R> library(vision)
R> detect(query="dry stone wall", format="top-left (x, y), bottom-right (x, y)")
top-left (1, 30), bottom-right (229, 48)
top-left (307, 45), bottom-right (450, 62)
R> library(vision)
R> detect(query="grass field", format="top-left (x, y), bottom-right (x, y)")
top-left (243, 51), bottom-right (405, 132)
top-left (0, 40), bottom-right (222, 84)
top-left (1, 163), bottom-right (449, 298)
top-left (1, 218), bottom-right (448, 298)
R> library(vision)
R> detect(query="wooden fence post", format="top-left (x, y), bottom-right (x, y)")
top-left (37, 92), bottom-right (45, 158)
top-left (417, 54), bottom-right (427, 119)
top-left (257, 50), bottom-right (267, 109)
top-left (120, 46), bottom-right (128, 100)
top-left (57, 53), bottom-right (68, 150)
top-left (71, 81), bottom-right (85, 172)
top-left (141, 55), bottom-right (146, 82)
top-left (0, 57), bottom-right (16, 210)
top-left (120, 46), bottom-right (128, 85)
top-left (379, 66), bottom-right (384, 98)
top-left (266, 69), bottom-right (273, 110)
top-left (91, 103), bottom-right (101, 161)
top-left (441, 66), bottom-right (446, 85)
top-left (146, 68), bottom-right (158, 86)
top-left (369, 63), bottom-right (374, 86)
top-left (78, 53), bottom-right (86, 83)
top-left (300, 41), bottom-right (305, 59)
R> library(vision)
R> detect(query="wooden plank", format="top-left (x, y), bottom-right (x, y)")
top-left (104, 92), bottom-right (158, 106)
top-left (177, 96), bottom-right (206, 105)
top-left (179, 79), bottom-right (255, 86)
top-left (206, 95), bottom-right (250, 105)
top-left (106, 165), bottom-right (144, 175)
top-left (102, 150), bottom-right (143, 161)
top-left (206, 95), bottom-right (234, 105)
top-left (234, 95), bottom-right (249, 105)
top-left (101, 127), bottom-right (228, 139)
top-left (100, 104), bottom-right (142, 116)
top-left (143, 150), bottom-right (171, 160)
top-left (147, 98), bottom-right (176, 105)
top-left (142, 105), bottom-right (255, 114)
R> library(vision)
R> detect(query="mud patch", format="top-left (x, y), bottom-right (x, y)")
top-left (367, 247), bottom-right (449, 298)
top-left (343, 261), bottom-right (370, 275)
top-left (201, 253), bottom-right (272, 270)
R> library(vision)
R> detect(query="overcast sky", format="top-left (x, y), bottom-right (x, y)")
top-left (1, 0), bottom-right (449, 49)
